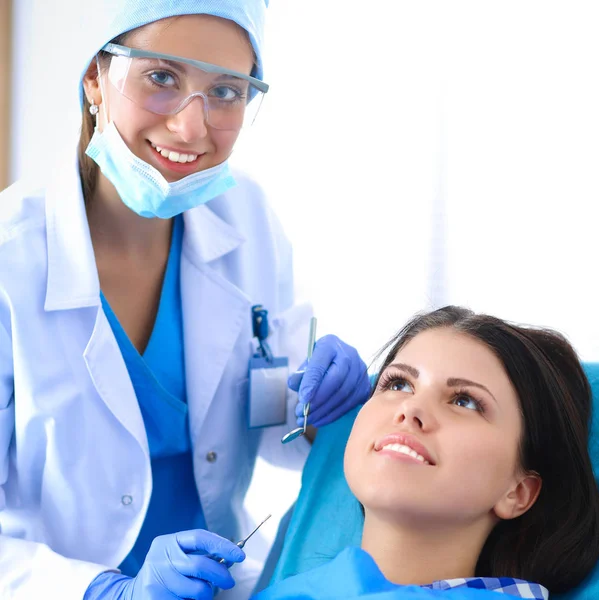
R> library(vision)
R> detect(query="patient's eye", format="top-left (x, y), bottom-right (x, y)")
top-left (378, 372), bottom-right (414, 393)
top-left (451, 391), bottom-right (486, 413)
top-left (390, 378), bottom-right (412, 392)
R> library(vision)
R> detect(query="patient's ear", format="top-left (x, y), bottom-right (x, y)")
top-left (493, 472), bottom-right (542, 520)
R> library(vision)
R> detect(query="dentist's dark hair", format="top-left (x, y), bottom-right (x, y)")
top-left (372, 305), bottom-right (599, 593)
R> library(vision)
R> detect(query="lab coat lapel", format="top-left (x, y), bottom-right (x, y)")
top-left (84, 307), bottom-right (149, 456)
top-left (181, 205), bottom-right (250, 436)
top-left (44, 151), bottom-right (148, 455)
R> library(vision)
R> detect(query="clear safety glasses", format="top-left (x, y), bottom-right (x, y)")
top-left (102, 43), bottom-right (269, 130)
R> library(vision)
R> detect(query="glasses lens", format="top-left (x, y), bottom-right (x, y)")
top-left (107, 55), bottom-right (264, 130)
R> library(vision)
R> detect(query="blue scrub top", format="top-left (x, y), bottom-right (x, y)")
top-left (100, 215), bottom-right (206, 577)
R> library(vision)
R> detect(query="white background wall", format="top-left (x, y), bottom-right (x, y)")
top-left (11, 1), bottom-right (599, 362)
top-left (9, 0), bottom-right (599, 572)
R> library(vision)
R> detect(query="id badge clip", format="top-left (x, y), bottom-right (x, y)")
top-left (248, 305), bottom-right (289, 429)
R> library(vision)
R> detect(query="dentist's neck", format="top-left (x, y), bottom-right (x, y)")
top-left (87, 170), bottom-right (172, 257)
top-left (361, 510), bottom-right (492, 586)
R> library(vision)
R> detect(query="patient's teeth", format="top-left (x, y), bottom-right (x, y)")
top-left (381, 443), bottom-right (427, 463)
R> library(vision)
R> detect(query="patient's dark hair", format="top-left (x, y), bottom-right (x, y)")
top-left (372, 305), bottom-right (599, 593)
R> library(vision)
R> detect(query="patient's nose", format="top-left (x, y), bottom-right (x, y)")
top-left (393, 393), bottom-right (438, 431)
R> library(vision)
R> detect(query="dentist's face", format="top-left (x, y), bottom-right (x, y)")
top-left (96, 15), bottom-right (254, 182)
top-left (344, 328), bottom-right (530, 529)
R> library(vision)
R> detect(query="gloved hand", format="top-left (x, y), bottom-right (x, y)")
top-left (84, 529), bottom-right (245, 600)
top-left (288, 334), bottom-right (371, 428)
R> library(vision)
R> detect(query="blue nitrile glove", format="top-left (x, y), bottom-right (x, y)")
top-left (83, 529), bottom-right (245, 600)
top-left (288, 334), bottom-right (371, 428)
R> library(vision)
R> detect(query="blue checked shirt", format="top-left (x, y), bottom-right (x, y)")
top-left (425, 577), bottom-right (549, 599)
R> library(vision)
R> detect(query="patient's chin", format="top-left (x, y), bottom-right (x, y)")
top-left (345, 463), bottom-right (395, 514)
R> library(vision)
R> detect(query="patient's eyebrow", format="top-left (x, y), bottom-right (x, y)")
top-left (386, 362), bottom-right (420, 379)
top-left (446, 377), bottom-right (498, 404)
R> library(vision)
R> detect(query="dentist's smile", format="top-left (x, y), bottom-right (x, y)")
top-left (148, 141), bottom-right (204, 175)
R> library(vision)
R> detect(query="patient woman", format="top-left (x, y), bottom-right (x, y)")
top-left (254, 306), bottom-right (599, 599)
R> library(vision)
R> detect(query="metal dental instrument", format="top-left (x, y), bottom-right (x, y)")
top-left (302, 317), bottom-right (317, 431)
top-left (214, 514), bottom-right (272, 564)
top-left (281, 317), bottom-right (317, 444)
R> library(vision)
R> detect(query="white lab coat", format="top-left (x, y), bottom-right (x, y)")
top-left (0, 152), bottom-right (311, 600)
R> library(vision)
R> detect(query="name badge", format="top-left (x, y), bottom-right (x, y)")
top-left (248, 305), bottom-right (289, 429)
top-left (248, 356), bottom-right (289, 428)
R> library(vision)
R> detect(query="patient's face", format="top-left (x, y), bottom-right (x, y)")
top-left (344, 327), bottom-right (525, 528)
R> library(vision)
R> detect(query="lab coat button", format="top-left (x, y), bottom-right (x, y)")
top-left (121, 494), bottom-right (133, 506)
top-left (206, 451), bottom-right (217, 463)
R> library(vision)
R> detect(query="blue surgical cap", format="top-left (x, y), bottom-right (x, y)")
top-left (79, 0), bottom-right (268, 104)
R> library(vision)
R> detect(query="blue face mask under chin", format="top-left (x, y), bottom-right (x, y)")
top-left (85, 121), bottom-right (237, 219)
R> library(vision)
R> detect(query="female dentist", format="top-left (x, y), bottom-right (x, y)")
top-left (0, 1), bottom-right (371, 599)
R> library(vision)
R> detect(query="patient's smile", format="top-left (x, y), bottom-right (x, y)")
top-left (377, 443), bottom-right (431, 465)
top-left (374, 433), bottom-right (435, 465)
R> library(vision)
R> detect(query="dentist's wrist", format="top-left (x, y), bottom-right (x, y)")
top-left (83, 571), bottom-right (132, 600)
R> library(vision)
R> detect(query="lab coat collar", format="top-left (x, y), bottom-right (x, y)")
top-left (44, 153), bottom-right (245, 312)
top-left (44, 152), bottom-right (101, 312)
top-left (182, 201), bottom-right (246, 267)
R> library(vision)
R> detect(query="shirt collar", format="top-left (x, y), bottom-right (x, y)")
top-left (425, 576), bottom-right (549, 600)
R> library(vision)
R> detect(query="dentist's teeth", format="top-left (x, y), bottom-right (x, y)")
top-left (150, 142), bottom-right (198, 164)
top-left (381, 443), bottom-right (429, 464)
top-left (151, 143), bottom-right (198, 164)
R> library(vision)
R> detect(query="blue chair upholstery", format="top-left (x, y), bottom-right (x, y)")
top-left (269, 364), bottom-right (599, 599)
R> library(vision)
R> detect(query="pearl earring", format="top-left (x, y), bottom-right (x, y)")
top-left (89, 100), bottom-right (99, 116)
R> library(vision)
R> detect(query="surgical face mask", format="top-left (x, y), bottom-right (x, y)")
top-left (85, 120), bottom-right (237, 219)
